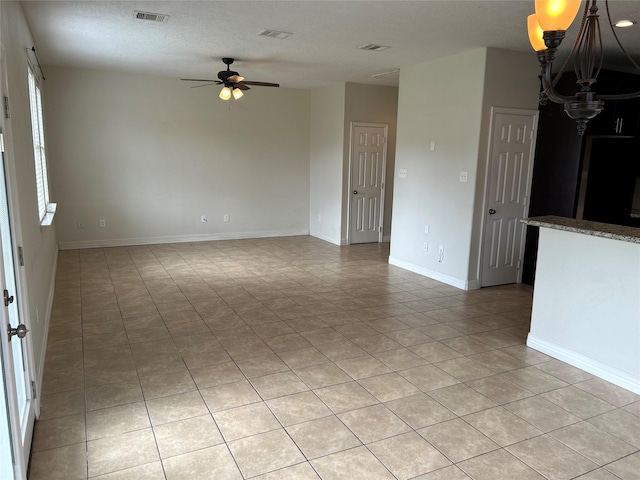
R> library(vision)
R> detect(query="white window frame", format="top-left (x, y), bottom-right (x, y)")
top-left (27, 67), bottom-right (56, 226)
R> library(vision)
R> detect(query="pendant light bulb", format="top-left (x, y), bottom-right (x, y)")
top-left (232, 88), bottom-right (244, 100)
top-left (527, 14), bottom-right (548, 51)
top-left (535, 0), bottom-right (581, 32)
top-left (219, 86), bottom-right (231, 100)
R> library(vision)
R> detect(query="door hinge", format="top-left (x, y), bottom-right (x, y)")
top-left (3, 96), bottom-right (9, 119)
top-left (0, 132), bottom-right (4, 153)
top-left (31, 381), bottom-right (37, 399)
top-left (17, 246), bottom-right (24, 267)
top-left (381, 182), bottom-right (384, 190)
top-left (379, 226), bottom-right (382, 233)
top-left (517, 260), bottom-right (521, 269)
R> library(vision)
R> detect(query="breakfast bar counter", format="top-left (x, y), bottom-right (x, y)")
top-left (522, 216), bottom-right (640, 394)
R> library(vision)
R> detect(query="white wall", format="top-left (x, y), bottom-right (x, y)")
top-left (528, 227), bottom-right (640, 394)
top-left (45, 67), bottom-right (311, 248)
top-left (390, 48), bottom-right (539, 289)
top-left (390, 49), bottom-right (487, 289)
top-left (309, 83), bottom-right (346, 245)
top-left (1, 0), bottom-right (59, 400)
top-left (344, 83), bottom-right (398, 241)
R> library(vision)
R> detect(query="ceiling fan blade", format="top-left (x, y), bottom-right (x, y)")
top-left (243, 81), bottom-right (280, 87)
top-left (181, 78), bottom-right (219, 82)
top-left (190, 83), bottom-right (218, 89)
top-left (235, 83), bottom-right (251, 91)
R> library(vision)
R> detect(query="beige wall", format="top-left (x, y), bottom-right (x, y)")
top-left (45, 67), bottom-right (311, 248)
top-left (1, 1), bottom-right (59, 396)
top-left (309, 84), bottom-right (346, 245)
top-left (390, 48), bottom-right (539, 289)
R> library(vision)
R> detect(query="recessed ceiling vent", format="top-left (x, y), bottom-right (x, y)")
top-left (258, 29), bottom-right (293, 40)
top-left (134, 11), bottom-right (170, 22)
top-left (359, 44), bottom-right (390, 52)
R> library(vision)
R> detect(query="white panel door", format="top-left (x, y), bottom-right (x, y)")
top-left (349, 124), bottom-right (387, 244)
top-left (481, 111), bottom-right (536, 287)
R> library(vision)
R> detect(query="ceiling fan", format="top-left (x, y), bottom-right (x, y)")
top-left (181, 58), bottom-right (280, 100)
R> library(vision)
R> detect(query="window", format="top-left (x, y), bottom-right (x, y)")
top-left (28, 68), bottom-right (55, 225)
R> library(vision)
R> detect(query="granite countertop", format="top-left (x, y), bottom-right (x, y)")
top-left (522, 215), bottom-right (640, 244)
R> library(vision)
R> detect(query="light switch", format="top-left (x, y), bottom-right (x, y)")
top-left (430, 141), bottom-right (435, 151)
top-left (398, 168), bottom-right (408, 179)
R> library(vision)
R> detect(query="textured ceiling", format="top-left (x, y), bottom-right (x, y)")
top-left (20, 0), bottom-right (640, 89)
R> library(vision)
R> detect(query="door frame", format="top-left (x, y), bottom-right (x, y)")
top-left (347, 122), bottom-right (388, 245)
top-left (0, 39), bottom-right (38, 479)
top-left (478, 107), bottom-right (539, 287)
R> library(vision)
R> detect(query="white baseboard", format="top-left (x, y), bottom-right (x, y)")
top-left (59, 229), bottom-right (310, 250)
top-left (388, 256), bottom-right (474, 291)
top-left (527, 334), bottom-right (640, 395)
top-left (309, 231), bottom-right (341, 246)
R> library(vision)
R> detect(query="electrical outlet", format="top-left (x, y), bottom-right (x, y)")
top-left (459, 171), bottom-right (468, 183)
top-left (99, 219), bottom-right (106, 228)
top-left (398, 168), bottom-right (408, 179)
top-left (430, 141), bottom-right (435, 151)
top-left (201, 215), bottom-right (207, 223)
top-left (223, 214), bottom-right (230, 222)
top-left (423, 242), bottom-right (428, 252)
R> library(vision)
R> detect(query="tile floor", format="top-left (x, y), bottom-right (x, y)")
top-left (29, 237), bottom-right (640, 479)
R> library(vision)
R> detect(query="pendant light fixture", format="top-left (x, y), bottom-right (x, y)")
top-left (219, 86), bottom-right (232, 100)
top-left (527, 0), bottom-right (640, 135)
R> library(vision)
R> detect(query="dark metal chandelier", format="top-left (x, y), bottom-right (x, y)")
top-left (527, 0), bottom-right (640, 135)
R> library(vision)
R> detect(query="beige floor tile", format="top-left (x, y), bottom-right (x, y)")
top-left (311, 445), bottom-right (395, 480)
top-left (294, 362), bottom-right (352, 389)
top-left (399, 364), bottom-right (460, 392)
top-left (418, 418), bottom-right (500, 463)
top-left (574, 378), bottom-right (640, 407)
top-left (228, 429), bottom-right (305, 478)
top-left (463, 406), bottom-right (542, 447)
top-left (507, 435), bottom-right (598, 479)
top-left (314, 381), bottom-right (379, 414)
top-left (213, 402), bottom-right (280, 441)
top-left (412, 465), bottom-right (471, 479)
top-left (29, 443), bottom-right (88, 480)
top-left (146, 390), bottom-right (208, 425)
top-left (250, 371), bottom-right (309, 399)
top-left (374, 348), bottom-right (429, 371)
top-left (467, 350), bottom-right (527, 373)
top-left (162, 444), bottom-right (242, 480)
top-left (336, 355), bottom-right (393, 379)
top-left (358, 372), bottom-right (421, 402)
top-left (87, 428), bottom-right (159, 477)
top-left (541, 386), bottom-right (616, 419)
top-left (368, 431), bottom-right (451, 479)
top-left (315, 339), bottom-right (368, 361)
top-left (534, 359), bottom-right (594, 384)
top-left (90, 461), bottom-right (166, 479)
top-left (434, 357), bottom-right (495, 382)
top-left (286, 415), bottom-right (361, 459)
top-left (457, 449), bottom-right (545, 480)
top-left (253, 462), bottom-right (320, 479)
top-left (504, 395), bottom-right (582, 432)
top-left (382, 328), bottom-right (434, 347)
top-left (139, 370), bottom-right (196, 400)
top-left (500, 366), bottom-right (569, 393)
top-left (235, 353), bottom-right (289, 378)
top-left (604, 451), bottom-right (640, 479)
top-left (550, 421), bottom-right (637, 465)
top-left (32, 413), bottom-right (86, 452)
top-left (39, 389), bottom-right (86, 420)
top-left (338, 404), bottom-right (411, 444)
top-left (277, 346), bottom-right (330, 369)
top-left (85, 382), bottom-right (144, 411)
top-left (266, 391), bottom-right (332, 426)
top-left (87, 402), bottom-right (150, 440)
top-left (385, 393), bottom-right (456, 429)
top-left (153, 414), bottom-right (223, 459)
top-left (188, 361), bottom-right (245, 389)
top-left (200, 380), bottom-right (262, 412)
top-left (428, 383), bottom-right (496, 416)
top-left (467, 375), bottom-right (534, 404)
top-left (587, 409), bottom-right (640, 448)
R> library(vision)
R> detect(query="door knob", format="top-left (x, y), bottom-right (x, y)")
top-left (353, 190), bottom-right (358, 195)
top-left (489, 209), bottom-right (496, 215)
top-left (8, 323), bottom-right (28, 341)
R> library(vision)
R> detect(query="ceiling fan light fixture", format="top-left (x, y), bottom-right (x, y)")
top-left (219, 86), bottom-right (231, 100)
top-left (232, 88), bottom-right (244, 100)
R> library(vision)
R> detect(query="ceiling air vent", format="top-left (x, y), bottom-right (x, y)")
top-left (134, 11), bottom-right (170, 22)
top-left (258, 29), bottom-right (293, 40)
top-left (359, 44), bottom-right (390, 52)
top-left (371, 69), bottom-right (400, 78)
